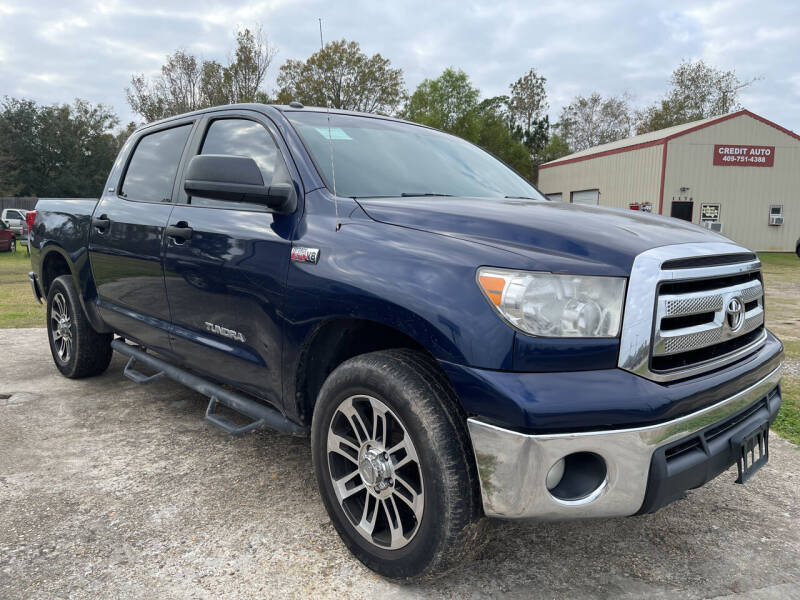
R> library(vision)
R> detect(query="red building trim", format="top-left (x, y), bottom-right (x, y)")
top-left (658, 142), bottom-right (668, 215)
top-left (742, 109), bottom-right (800, 142)
top-left (539, 109), bottom-right (800, 171)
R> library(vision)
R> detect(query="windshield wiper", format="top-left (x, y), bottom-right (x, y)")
top-left (400, 192), bottom-right (453, 197)
top-left (504, 195), bottom-right (539, 200)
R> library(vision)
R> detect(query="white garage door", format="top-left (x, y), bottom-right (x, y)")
top-left (571, 189), bottom-right (599, 205)
top-left (546, 193), bottom-right (562, 202)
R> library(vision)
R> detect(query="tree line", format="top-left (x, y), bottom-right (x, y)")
top-left (0, 26), bottom-right (757, 197)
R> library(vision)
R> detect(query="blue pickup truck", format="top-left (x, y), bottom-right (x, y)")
top-left (29, 103), bottom-right (784, 580)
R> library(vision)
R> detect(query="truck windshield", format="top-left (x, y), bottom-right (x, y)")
top-left (286, 111), bottom-right (546, 201)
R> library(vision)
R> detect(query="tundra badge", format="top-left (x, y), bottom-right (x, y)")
top-left (204, 322), bottom-right (246, 342)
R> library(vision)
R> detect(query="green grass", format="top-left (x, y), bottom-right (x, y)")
top-left (0, 240), bottom-right (44, 328)
top-left (774, 378), bottom-right (800, 445)
top-left (758, 253), bottom-right (800, 445)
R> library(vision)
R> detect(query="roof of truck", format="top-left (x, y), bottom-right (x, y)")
top-left (136, 103), bottom-right (411, 133)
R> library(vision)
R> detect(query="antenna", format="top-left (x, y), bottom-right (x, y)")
top-left (319, 18), bottom-right (340, 231)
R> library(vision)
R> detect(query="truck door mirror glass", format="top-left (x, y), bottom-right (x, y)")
top-left (183, 154), bottom-right (296, 214)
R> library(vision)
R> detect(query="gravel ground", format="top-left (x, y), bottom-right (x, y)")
top-left (783, 358), bottom-right (800, 378)
top-left (1, 328), bottom-right (799, 599)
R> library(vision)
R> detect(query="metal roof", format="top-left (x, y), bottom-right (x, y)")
top-left (541, 109), bottom-right (800, 169)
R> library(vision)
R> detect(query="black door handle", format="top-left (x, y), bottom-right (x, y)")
top-left (166, 222), bottom-right (193, 242)
top-left (92, 214), bottom-right (110, 232)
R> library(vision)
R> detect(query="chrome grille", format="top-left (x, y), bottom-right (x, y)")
top-left (661, 328), bottom-right (723, 354)
top-left (664, 295), bottom-right (723, 316)
top-left (618, 242), bottom-right (768, 382)
top-left (653, 278), bottom-right (764, 357)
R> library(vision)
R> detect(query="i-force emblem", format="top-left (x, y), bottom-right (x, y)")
top-left (291, 247), bottom-right (320, 264)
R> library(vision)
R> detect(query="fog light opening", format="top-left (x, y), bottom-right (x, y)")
top-left (547, 452), bottom-right (607, 504)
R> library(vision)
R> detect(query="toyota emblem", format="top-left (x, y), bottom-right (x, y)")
top-left (725, 296), bottom-right (745, 332)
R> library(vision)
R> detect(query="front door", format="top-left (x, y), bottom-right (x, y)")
top-left (88, 122), bottom-right (194, 353)
top-left (671, 201), bottom-right (693, 222)
top-left (163, 114), bottom-right (300, 406)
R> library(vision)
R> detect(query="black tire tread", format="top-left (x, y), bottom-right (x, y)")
top-left (384, 348), bottom-right (488, 579)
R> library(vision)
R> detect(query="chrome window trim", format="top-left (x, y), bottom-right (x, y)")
top-left (618, 242), bottom-right (764, 382)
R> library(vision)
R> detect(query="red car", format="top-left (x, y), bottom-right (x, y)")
top-left (0, 219), bottom-right (15, 251)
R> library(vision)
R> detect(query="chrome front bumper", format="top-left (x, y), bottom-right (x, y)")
top-left (468, 364), bottom-right (783, 520)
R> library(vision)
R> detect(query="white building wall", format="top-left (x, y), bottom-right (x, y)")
top-left (664, 115), bottom-right (800, 251)
top-left (537, 144), bottom-right (663, 211)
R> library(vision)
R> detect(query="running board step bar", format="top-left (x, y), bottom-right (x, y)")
top-left (111, 339), bottom-right (307, 437)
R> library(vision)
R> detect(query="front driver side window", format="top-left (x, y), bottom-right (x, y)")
top-left (189, 118), bottom-right (291, 210)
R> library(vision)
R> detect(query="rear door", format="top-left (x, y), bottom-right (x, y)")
top-left (162, 111), bottom-right (301, 406)
top-left (88, 121), bottom-right (194, 353)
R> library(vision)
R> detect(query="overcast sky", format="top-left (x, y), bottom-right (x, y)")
top-left (1, 0), bottom-right (799, 132)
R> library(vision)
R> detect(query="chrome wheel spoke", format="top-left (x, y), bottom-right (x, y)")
top-left (333, 469), bottom-right (362, 500)
top-left (382, 497), bottom-right (405, 549)
top-left (340, 481), bottom-right (366, 500)
top-left (369, 398), bottom-right (388, 444)
top-left (388, 435), bottom-right (419, 469)
top-left (339, 400), bottom-right (370, 445)
top-left (359, 494), bottom-right (379, 535)
top-left (327, 432), bottom-right (360, 465)
top-left (392, 473), bottom-right (423, 513)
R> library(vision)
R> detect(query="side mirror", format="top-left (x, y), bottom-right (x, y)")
top-left (183, 154), bottom-right (297, 214)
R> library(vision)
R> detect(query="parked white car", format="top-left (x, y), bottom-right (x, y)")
top-left (2, 208), bottom-right (28, 236)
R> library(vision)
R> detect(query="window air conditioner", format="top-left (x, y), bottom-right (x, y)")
top-left (701, 221), bottom-right (723, 232)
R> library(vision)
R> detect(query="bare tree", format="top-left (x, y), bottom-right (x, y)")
top-left (126, 51), bottom-right (202, 122)
top-left (636, 60), bottom-right (761, 133)
top-left (228, 28), bottom-right (277, 102)
top-left (508, 68), bottom-right (548, 135)
top-left (126, 26), bottom-right (276, 122)
top-left (557, 92), bottom-right (633, 151)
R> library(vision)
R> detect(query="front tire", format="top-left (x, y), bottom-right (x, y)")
top-left (46, 275), bottom-right (113, 378)
top-left (311, 349), bottom-right (485, 581)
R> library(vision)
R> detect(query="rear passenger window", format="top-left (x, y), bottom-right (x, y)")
top-left (120, 124), bottom-right (192, 203)
top-left (189, 119), bottom-right (291, 210)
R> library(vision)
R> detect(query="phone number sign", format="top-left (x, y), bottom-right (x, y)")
top-left (713, 144), bottom-right (775, 167)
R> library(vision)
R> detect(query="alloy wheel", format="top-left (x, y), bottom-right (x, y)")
top-left (326, 395), bottom-right (424, 550)
top-left (50, 292), bottom-right (73, 363)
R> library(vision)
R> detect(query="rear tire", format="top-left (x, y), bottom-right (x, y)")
top-left (311, 349), bottom-right (486, 581)
top-left (46, 275), bottom-right (113, 378)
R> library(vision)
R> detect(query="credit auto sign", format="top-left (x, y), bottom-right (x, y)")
top-left (714, 144), bottom-right (775, 167)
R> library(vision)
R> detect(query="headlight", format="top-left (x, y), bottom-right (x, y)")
top-left (477, 268), bottom-right (626, 337)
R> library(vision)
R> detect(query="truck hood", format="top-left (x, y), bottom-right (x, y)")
top-left (356, 196), bottom-right (729, 274)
